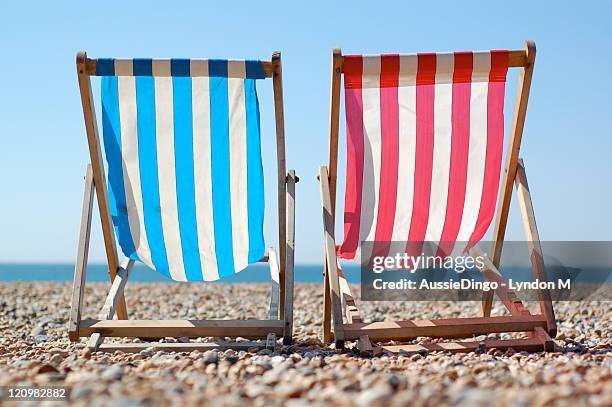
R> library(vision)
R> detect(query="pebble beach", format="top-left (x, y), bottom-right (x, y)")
top-left (0, 282), bottom-right (610, 406)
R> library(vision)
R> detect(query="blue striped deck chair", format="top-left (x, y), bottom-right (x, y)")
top-left (68, 51), bottom-right (297, 353)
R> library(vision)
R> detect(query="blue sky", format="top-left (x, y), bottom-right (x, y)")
top-left (0, 1), bottom-right (610, 264)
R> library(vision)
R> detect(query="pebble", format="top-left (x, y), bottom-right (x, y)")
top-left (356, 385), bottom-right (393, 407)
top-left (0, 282), bottom-right (608, 406)
top-left (49, 353), bottom-right (64, 365)
top-left (202, 351), bottom-right (219, 364)
top-left (138, 347), bottom-right (155, 357)
top-left (451, 388), bottom-right (496, 406)
top-left (80, 347), bottom-right (92, 359)
top-left (101, 365), bottom-right (124, 380)
top-left (30, 326), bottom-right (46, 336)
top-left (48, 347), bottom-right (69, 357)
top-left (34, 334), bottom-right (48, 343)
top-left (34, 363), bottom-right (59, 374)
top-left (70, 382), bottom-right (93, 399)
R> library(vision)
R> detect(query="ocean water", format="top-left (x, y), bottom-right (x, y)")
top-left (0, 263), bottom-right (361, 284)
top-left (0, 263), bottom-right (608, 288)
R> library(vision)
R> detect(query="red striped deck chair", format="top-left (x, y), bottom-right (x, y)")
top-left (319, 41), bottom-right (557, 354)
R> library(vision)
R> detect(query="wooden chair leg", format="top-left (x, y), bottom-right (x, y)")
top-left (265, 248), bottom-right (280, 351)
top-left (319, 166), bottom-right (345, 348)
top-left (534, 327), bottom-right (557, 352)
top-left (336, 266), bottom-right (376, 355)
top-left (266, 333), bottom-right (277, 351)
top-left (88, 259), bottom-right (134, 351)
top-left (481, 291), bottom-right (495, 317)
top-left (514, 159), bottom-right (557, 337)
top-left (88, 332), bottom-right (105, 351)
top-left (77, 53), bottom-right (128, 320)
top-left (337, 267), bottom-right (361, 324)
top-left (268, 247), bottom-right (280, 321)
top-left (471, 246), bottom-right (534, 317)
top-left (357, 336), bottom-right (378, 356)
top-left (323, 49), bottom-right (342, 346)
top-left (323, 260), bottom-right (332, 344)
top-left (283, 170), bottom-right (297, 345)
top-left (324, 48), bottom-right (342, 345)
top-left (485, 41), bottom-right (537, 317)
top-left (271, 51), bottom-right (287, 323)
top-left (69, 165), bottom-right (94, 342)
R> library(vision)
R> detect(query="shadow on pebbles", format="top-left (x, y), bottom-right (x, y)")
top-left (0, 282), bottom-right (610, 406)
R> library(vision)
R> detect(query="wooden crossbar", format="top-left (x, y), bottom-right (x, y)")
top-left (382, 336), bottom-right (545, 354)
top-left (343, 315), bottom-right (547, 341)
top-left (334, 49), bottom-right (529, 73)
top-left (83, 59), bottom-right (274, 77)
top-left (78, 319), bottom-right (285, 339)
top-left (98, 341), bottom-right (269, 353)
top-left (83, 49), bottom-right (527, 78)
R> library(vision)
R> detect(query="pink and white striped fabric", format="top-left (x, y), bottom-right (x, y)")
top-left (338, 50), bottom-right (509, 260)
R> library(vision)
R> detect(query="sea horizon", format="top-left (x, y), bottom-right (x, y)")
top-left (2, 263), bottom-right (609, 288)
top-left (0, 263), bottom-right (358, 283)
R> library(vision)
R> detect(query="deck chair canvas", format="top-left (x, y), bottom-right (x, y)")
top-left (68, 51), bottom-right (297, 352)
top-left (319, 41), bottom-right (557, 354)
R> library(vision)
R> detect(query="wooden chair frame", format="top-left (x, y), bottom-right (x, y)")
top-left (319, 41), bottom-right (557, 354)
top-left (68, 51), bottom-right (297, 352)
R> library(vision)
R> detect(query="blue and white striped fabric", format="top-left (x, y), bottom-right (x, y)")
top-left (99, 58), bottom-right (266, 281)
